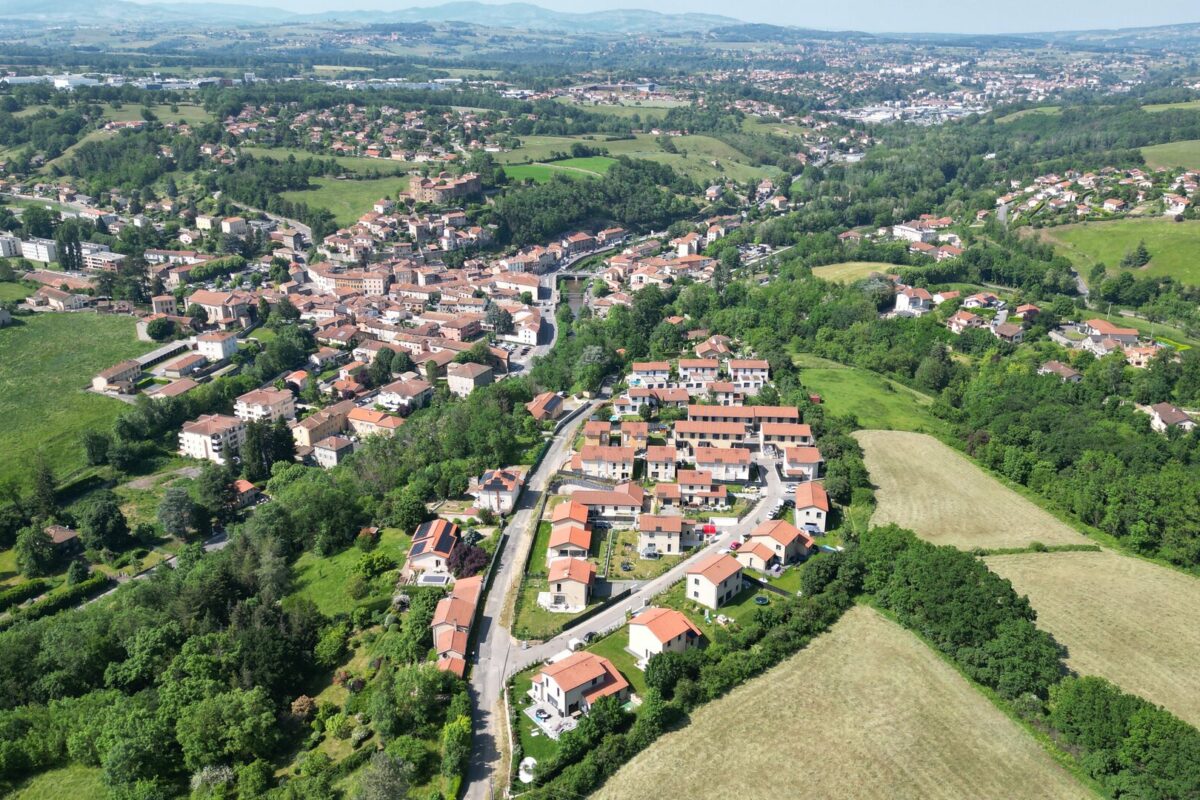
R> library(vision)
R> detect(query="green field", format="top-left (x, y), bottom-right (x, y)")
top-left (793, 358), bottom-right (939, 432)
top-left (5, 764), bottom-right (104, 799)
top-left (503, 156), bottom-right (615, 183)
top-left (996, 106), bottom-right (1062, 123)
top-left (503, 164), bottom-right (589, 183)
top-left (240, 146), bottom-right (413, 176)
top-left (1143, 100), bottom-right (1200, 113)
top-left (290, 528), bottom-right (411, 616)
top-left (0, 281), bottom-right (33, 302)
top-left (498, 133), bottom-right (777, 183)
top-left (1036, 218), bottom-right (1200, 285)
top-left (0, 313), bottom-right (154, 489)
top-left (1141, 139), bottom-right (1200, 170)
top-left (281, 176), bottom-right (410, 226)
top-left (812, 261), bottom-right (896, 284)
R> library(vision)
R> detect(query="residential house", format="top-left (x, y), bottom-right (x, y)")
top-left (737, 519), bottom-right (813, 572)
top-left (947, 310), bottom-right (983, 335)
top-left (685, 553), bottom-right (744, 610)
top-left (583, 420), bottom-right (613, 448)
top-left (431, 576), bottom-right (483, 677)
top-left (628, 607), bottom-right (702, 662)
top-left (676, 470), bottom-right (729, 508)
top-left (794, 482), bottom-right (830, 534)
top-left (1038, 360), bottom-right (1082, 383)
top-left (545, 557), bottom-right (596, 609)
top-left (529, 651), bottom-right (629, 716)
top-left (619, 421), bottom-right (649, 452)
top-left (526, 391), bottom-right (565, 422)
top-left (1148, 402), bottom-right (1196, 434)
top-left (678, 359), bottom-right (720, 392)
top-left (470, 468), bottom-right (524, 515)
top-left (894, 286), bottom-right (933, 316)
top-left (630, 361), bottom-right (671, 389)
top-left (407, 519), bottom-right (461, 576)
top-left (637, 514), bottom-right (697, 557)
top-left (783, 446), bottom-right (823, 482)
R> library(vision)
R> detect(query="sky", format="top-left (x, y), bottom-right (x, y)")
top-left (144, 0), bottom-right (1199, 34)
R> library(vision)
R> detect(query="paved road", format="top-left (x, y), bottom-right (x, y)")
top-left (462, 446), bottom-right (787, 799)
top-left (463, 396), bottom-right (606, 800)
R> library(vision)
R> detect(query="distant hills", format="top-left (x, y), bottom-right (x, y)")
top-left (0, 0), bottom-right (1196, 46)
top-left (0, 0), bottom-right (741, 33)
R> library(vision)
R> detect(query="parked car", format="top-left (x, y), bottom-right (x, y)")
top-left (534, 709), bottom-right (551, 721)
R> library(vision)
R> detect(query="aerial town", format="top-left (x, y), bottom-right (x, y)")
top-left (2, 3), bottom-right (1200, 800)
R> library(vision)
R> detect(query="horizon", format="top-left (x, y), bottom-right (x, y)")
top-left (124, 0), bottom-right (1200, 35)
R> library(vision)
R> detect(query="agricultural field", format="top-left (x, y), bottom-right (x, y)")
top-left (0, 313), bottom-right (154, 490)
top-left (595, 606), bottom-right (1092, 800)
top-left (239, 146), bottom-right (413, 176)
top-left (812, 261), bottom-right (896, 284)
top-left (1141, 139), bottom-right (1200, 170)
top-left (855, 430), bottom-right (1090, 550)
top-left (281, 175), bottom-right (410, 226)
top-left (987, 549), bottom-right (1200, 727)
top-left (794, 359), bottom-right (939, 432)
top-left (1034, 218), bottom-right (1200, 285)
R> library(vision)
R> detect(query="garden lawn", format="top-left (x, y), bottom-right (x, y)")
top-left (281, 176), bottom-right (411, 226)
top-left (511, 577), bottom-right (599, 641)
top-left (0, 313), bottom-right (154, 489)
top-left (1035, 218), bottom-right (1200, 285)
top-left (290, 528), bottom-right (411, 616)
top-left (512, 666), bottom-right (560, 763)
top-left (594, 606), bottom-right (1092, 800)
top-left (586, 627), bottom-right (648, 697)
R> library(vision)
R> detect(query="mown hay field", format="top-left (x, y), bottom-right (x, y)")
top-left (855, 430), bottom-right (1089, 549)
top-left (595, 606), bottom-right (1092, 800)
top-left (987, 549), bottom-right (1200, 727)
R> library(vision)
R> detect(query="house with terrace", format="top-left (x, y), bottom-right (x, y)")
top-left (530, 651), bottom-right (630, 718)
top-left (628, 607), bottom-right (703, 664)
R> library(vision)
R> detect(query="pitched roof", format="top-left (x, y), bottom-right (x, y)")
top-left (794, 482), bottom-right (830, 512)
top-left (639, 514), bottom-right (685, 534)
top-left (749, 518), bottom-right (814, 550)
top-left (538, 651), bottom-right (628, 702)
top-left (409, 518), bottom-right (460, 560)
top-left (687, 552), bottom-right (742, 584)
top-left (547, 557), bottom-right (596, 585)
top-left (548, 523), bottom-right (592, 551)
top-left (551, 501), bottom-right (589, 525)
top-left (630, 607), bottom-right (702, 645)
